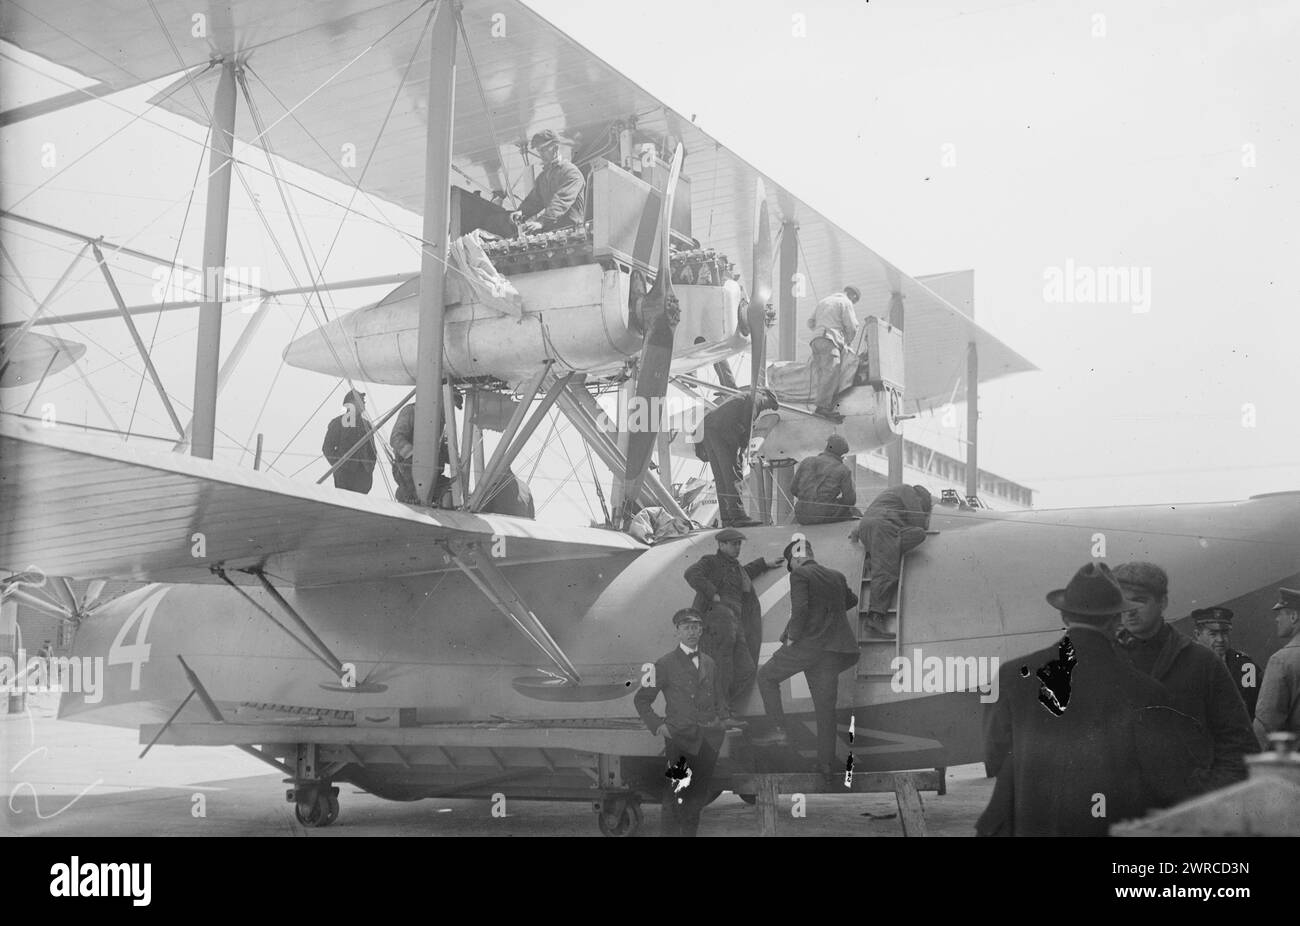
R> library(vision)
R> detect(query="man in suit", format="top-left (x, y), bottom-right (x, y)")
top-left (1114, 562), bottom-right (1257, 788)
top-left (978, 562), bottom-right (1204, 836)
top-left (683, 528), bottom-right (784, 719)
top-left (849, 484), bottom-right (933, 639)
top-left (751, 538), bottom-right (860, 777)
top-left (1190, 606), bottom-right (1262, 720)
top-left (698, 389), bottom-right (780, 528)
top-left (1256, 587), bottom-right (1300, 744)
top-left (321, 389), bottom-right (377, 494)
top-left (633, 608), bottom-right (726, 837)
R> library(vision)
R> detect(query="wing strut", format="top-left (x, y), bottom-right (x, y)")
top-left (212, 566), bottom-right (387, 692)
top-left (445, 544), bottom-right (581, 685)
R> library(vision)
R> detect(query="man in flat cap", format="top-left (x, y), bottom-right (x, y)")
top-left (790, 434), bottom-right (861, 525)
top-left (322, 388), bottom-right (377, 494)
top-left (698, 389), bottom-right (781, 528)
top-left (849, 484), bottom-right (933, 639)
top-left (513, 129), bottom-right (585, 233)
top-left (684, 528), bottom-right (784, 719)
top-left (806, 286), bottom-right (860, 421)
top-left (978, 562), bottom-right (1202, 836)
top-left (752, 538), bottom-right (860, 778)
top-left (1255, 587), bottom-right (1300, 743)
top-left (1191, 606), bottom-right (1261, 720)
top-left (1113, 562), bottom-right (1257, 789)
top-left (633, 608), bottom-right (725, 836)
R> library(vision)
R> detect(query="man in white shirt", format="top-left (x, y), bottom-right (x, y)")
top-left (807, 286), bottom-right (860, 421)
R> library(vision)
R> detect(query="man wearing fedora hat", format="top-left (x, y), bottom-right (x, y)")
top-left (1190, 606), bottom-right (1261, 720)
top-left (321, 389), bottom-right (377, 494)
top-left (1255, 587), bottom-right (1300, 743)
top-left (978, 562), bottom-right (1203, 836)
top-left (1113, 562), bottom-right (1257, 789)
top-left (512, 129), bottom-right (585, 233)
top-left (633, 608), bottom-right (726, 836)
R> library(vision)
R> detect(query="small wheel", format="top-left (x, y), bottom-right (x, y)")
top-left (294, 787), bottom-right (334, 828)
top-left (596, 799), bottom-right (643, 837)
top-left (322, 792), bottom-right (340, 826)
top-left (294, 795), bottom-right (323, 826)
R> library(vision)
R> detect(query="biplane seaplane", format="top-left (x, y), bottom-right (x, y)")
top-left (3, 1), bottom-right (1299, 836)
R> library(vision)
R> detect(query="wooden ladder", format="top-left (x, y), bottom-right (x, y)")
top-left (856, 530), bottom-right (939, 680)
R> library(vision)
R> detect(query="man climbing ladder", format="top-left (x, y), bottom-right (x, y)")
top-left (850, 484), bottom-right (933, 639)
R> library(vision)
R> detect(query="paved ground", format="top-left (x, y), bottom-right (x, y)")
top-left (2, 694), bottom-right (991, 837)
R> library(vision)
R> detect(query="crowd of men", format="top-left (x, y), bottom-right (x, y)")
top-left (633, 519), bottom-right (1298, 836)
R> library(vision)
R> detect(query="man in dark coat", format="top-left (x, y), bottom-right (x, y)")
top-left (698, 389), bottom-right (780, 528)
top-left (683, 528), bottom-right (783, 718)
top-left (790, 434), bottom-right (861, 525)
top-left (977, 562), bottom-right (1204, 837)
top-left (752, 539), bottom-right (860, 775)
top-left (321, 389), bottom-right (377, 494)
top-left (1191, 606), bottom-right (1262, 720)
top-left (848, 484), bottom-right (932, 638)
top-left (633, 608), bottom-right (726, 837)
top-left (1114, 562), bottom-right (1258, 790)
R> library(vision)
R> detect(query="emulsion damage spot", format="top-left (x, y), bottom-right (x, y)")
top-left (1035, 637), bottom-right (1077, 716)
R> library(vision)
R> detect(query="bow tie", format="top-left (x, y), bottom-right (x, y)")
top-left (684, 650), bottom-right (699, 661)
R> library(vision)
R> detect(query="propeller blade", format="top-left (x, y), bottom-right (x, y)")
top-left (621, 144), bottom-right (684, 519)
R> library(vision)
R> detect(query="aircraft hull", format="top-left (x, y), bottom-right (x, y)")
top-left (57, 495), bottom-right (1300, 780)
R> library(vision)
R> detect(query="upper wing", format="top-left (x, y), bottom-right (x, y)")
top-left (0, 417), bottom-right (643, 587)
top-left (3, 0), bottom-right (1034, 411)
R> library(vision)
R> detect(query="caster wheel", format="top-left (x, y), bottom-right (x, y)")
top-left (596, 799), bottom-right (643, 837)
top-left (294, 787), bottom-right (338, 827)
top-left (322, 793), bottom-right (340, 826)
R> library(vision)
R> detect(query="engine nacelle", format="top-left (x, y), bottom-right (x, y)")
top-left (283, 266), bottom-right (745, 387)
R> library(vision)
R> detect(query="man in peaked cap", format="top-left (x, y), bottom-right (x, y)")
top-left (1255, 588), bottom-right (1300, 743)
top-left (683, 528), bottom-right (784, 719)
top-left (977, 562), bottom-right (1203, 836)
top-left (1113, 562), bottom-right (1258, 789)
top-left (512, 129), bottom-right (586, 233)
top-left (1191, 606), bottom-right (1262, 720)
top-left (633, 608), bottom-right (725, 837)
top-left (790, 434), bottom-right (861, 525)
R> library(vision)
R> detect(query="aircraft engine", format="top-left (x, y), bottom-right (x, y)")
top-left (283, 263), bottom-right (745, 388)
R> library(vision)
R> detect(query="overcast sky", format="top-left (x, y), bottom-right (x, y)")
top-left (2, 0), bottom-right (1297, 513)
